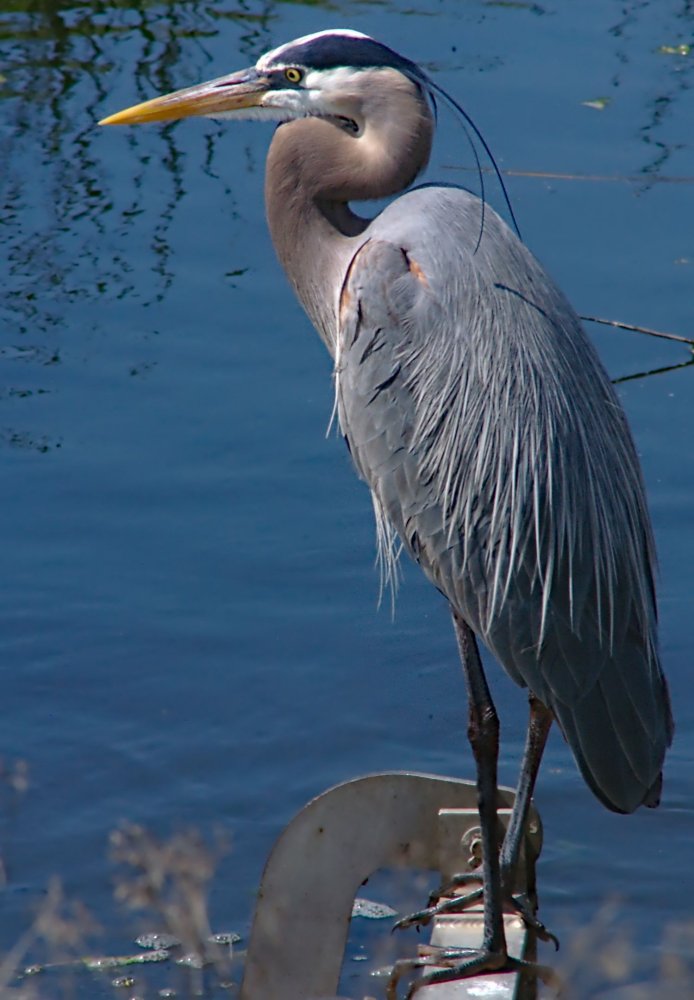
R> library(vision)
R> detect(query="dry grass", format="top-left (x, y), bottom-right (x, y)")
top-left (110, 822), bottom-right (230, 977)
top-left (1, 761), bottom-right (693, 1000)
top-left (0, 761), bottom-right (232, 999)
top-left (554, 901), bottom-right (694, 999)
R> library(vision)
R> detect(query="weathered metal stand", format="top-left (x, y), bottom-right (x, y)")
top-left (240, 772), bottom-right (542, 1000)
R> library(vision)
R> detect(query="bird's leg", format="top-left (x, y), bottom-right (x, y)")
top-left (389, 613), bottom-right (561, 997)
top-left (393, 612), bottom-right (506, 943)
top-left (496, 693), bottom-right (557, 946)
top-left (500, 695), bottom-right (552, 883)
top-left (397, 693), bottom-right (557, 946)
top-left (452, 610), bottom-right (506, 957)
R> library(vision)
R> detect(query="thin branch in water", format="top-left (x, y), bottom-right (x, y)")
top-left (613, 356), bottom-right (694, 384)
top-left (582, 316), bottom-right (694, 347)
top-left (442, 165), bottom-right (694, 185)
top-left (502, 168), bottom-right (694, 185)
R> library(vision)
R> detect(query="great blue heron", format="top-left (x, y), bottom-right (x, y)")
top-left (101, 28), bottom-right (673, 994)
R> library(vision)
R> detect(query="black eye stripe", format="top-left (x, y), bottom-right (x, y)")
top-left (265, 35), bottom-right (420, 77)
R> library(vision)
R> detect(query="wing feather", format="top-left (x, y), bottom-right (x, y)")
top-left (335, 186), bottom-right (672, 812)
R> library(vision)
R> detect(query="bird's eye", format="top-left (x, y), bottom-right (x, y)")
top-left (284, 67), bottom-right (303, 84)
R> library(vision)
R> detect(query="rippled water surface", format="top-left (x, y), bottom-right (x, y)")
top-left (1, 1), bottom-right (693, 996)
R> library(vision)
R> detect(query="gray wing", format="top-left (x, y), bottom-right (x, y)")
top-left (336, 185), bottom-right (673, 814)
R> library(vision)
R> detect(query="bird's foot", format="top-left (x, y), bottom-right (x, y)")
top-left (386, 944), bottom-right (563, 999)
top-left (392, 876), bottom-right (483, 932)
top-left (393, 872), bottom-right (559, 950)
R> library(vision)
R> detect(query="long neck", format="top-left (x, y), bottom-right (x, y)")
top-left (264, 72), bottom-right (434, 355)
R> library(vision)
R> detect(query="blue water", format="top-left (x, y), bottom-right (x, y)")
top-left (1, 0), bottom-right (693, 995)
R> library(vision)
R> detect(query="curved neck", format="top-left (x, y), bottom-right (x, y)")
top-left (264, 72), bottom-right (434, 354)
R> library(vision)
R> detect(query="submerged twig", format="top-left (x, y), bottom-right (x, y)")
top-left (582, 316), bottom-right (694, 347)
top-left (613, 356), bottom-right (694, 384)
top-left (442, 164), bottom-right (694, 185)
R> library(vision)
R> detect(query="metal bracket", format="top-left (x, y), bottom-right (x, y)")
top-left (437, 806), bottom-right (540, 895)
top-left (413, 806), bottom-right (543, 998)
top-left (240, 772), bottom-right (542, 1000)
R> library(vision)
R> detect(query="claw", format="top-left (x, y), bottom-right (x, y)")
top-left (392, 907), bottom-right (436, 933)
top-left (386, 949), bottom-right (479, 1000)
top-left (393, 887), bottom-right (484, 932)
top-left (388, 946), bottom-right (563, 1000)
top-left (427, 871), bottom-right (483, 908)
top-left (399, 871), bottom-right (561, 951)
top-left (507, 892), bottom-right (560, 950)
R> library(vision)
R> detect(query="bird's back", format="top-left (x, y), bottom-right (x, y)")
top-left (336, 184), bottom-right (673, 813)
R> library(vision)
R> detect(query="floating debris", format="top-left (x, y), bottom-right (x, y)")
top-left (135, 933), bottom-right (181, 951)
top-left (175, 953), bottom-right (206, 969)
top-left (207, 932), bottom-right (241, 946)
top-left (351, 898), bottom-right (398, 920)
top-left (158, 990), bottom-right (177, 998)
top-left (370, 965), bottom-right (395, 980)
top-left (84, 950), bottom-right (170, 970)
top-left (659, 43), bottom-right (691, 56)
top-left (112, 976), bottom-right (136, 988)
top-left (581, 97), bottom-right (610, 111)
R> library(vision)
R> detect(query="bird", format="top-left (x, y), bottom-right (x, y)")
top-left (100, 28), bottom-right (674, 994)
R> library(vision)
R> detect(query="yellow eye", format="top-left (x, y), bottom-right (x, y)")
top-left (284, 67), bottom-right (303, 84)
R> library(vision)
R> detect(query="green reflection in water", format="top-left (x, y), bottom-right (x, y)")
top-left (0, 1), bottom-right (298, 450)
top-left (1, 0), bottom-right (691, 455)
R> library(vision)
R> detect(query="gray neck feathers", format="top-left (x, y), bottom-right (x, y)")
top-left (264, 70), bottom-right (433, 354)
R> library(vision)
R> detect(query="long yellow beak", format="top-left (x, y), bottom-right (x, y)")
top-left (99, 69), bottom-right (271, 126)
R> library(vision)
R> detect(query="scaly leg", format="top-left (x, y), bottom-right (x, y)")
top-left (389, 615), bottom-right (560, 997)
top-left (396, 693), bottom-right (557, 945)
top-left (451, 610), bottom-right (506, 957)
top-left (500, 695), bottom-right (553, 890)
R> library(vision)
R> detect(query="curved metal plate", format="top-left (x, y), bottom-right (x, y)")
top-left (240, 771), bottom-right (541, 1000)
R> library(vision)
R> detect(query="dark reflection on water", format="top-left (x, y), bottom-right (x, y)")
top-left (609, 0), bottom-right (694, 180)
top-left (1, 1), bottom-right (692, 997)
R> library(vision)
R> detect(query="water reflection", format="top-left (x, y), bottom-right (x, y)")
top-left (609, 0), bottom-right (694, 180)
top-left (0, 2), bottom-right (278, 335)
top-left (2, 0), bottom-right (692, 455)
top-left (0, 2), bottom-right (253, 451)
top-left (3, 0), bottom-right (692, 326)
